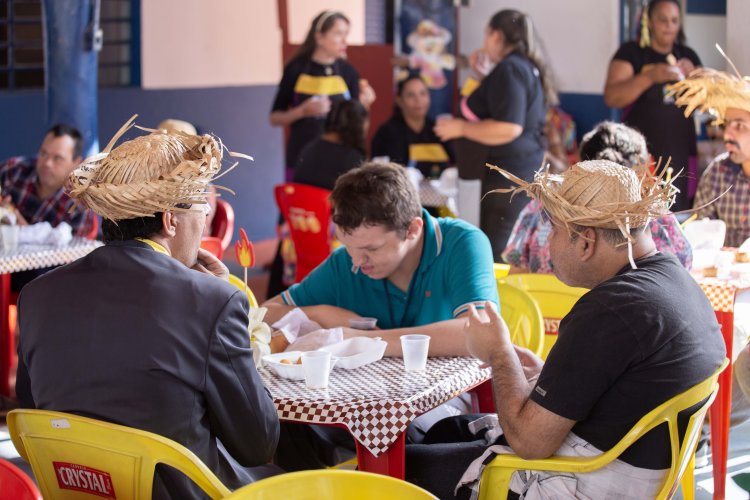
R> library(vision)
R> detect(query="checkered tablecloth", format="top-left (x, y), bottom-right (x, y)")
top-left (260, 356), bottom-right (490, 457)
top-left (698, 278), bottom-right (739, 313)
top-left (419, 181), bottom-right (457, 214)
top-left (0, 238), bottom-right (102, 274)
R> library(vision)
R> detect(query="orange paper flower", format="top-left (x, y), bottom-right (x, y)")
top-left (234, 228), bottom-right (255, 268)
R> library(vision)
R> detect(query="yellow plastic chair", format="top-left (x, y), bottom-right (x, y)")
top-left (493, 263), bottom-right (510, 280)
top-left (229, 274), bottom-right (259, 308)
top-left (225, 469), bottom-right (437, 499)
top-left (502, 274), bottom-right (587, 359)
top-left (7, 409), bottom-right (231, 499)
top-left (477, 359), bottom-right (728, 500)
top-left (498, 283), bottom-right (544, 357)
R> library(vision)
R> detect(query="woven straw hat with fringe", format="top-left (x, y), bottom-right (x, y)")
top-left (667, 45), bottom-right (750, 121)
top-left (68, 114), bottom-right (250, 221)
top-left (488, 159), bottom-right (677, 267)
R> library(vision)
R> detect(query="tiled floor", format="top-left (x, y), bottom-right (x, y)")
top-left (690, 417), bottom-right (750, 499)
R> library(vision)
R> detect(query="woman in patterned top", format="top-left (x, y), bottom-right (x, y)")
top-left (502, 121), bottom-right (692, 272)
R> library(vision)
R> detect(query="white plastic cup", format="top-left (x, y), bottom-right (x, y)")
top-left (400, 334), bottom-right (430, 371)
top-left (302, 351), bottom-right (332, 389)
top-left (0, 225), bottom-right (19, 252)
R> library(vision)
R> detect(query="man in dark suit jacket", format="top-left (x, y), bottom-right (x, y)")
top-left (15, 117), bottom-right (280, 498)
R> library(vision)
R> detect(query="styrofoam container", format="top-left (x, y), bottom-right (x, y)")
top-left (319, 337), bottom-right (387, 370)
top-left (263, 351), bottom-right (337, 381)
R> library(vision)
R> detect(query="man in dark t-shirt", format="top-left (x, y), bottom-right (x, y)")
top-left (406, 160), bottom-right (725, 499)
top-left (465, 160), bottom-right (724, 497)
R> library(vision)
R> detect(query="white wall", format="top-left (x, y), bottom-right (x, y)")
top-left (287, 0), bottom-right (366, 46)
top-left (684, 14), bottom-right (726, 70)
top-left (458, 0), bottom-right (619, 94)
top-left (141, 0), bottom-right (282, 89)
top-left (727, 0), bottom-right (750, 75)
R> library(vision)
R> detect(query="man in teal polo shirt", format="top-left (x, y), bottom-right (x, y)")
top-left (263, 161), bottom-right (498, 357)
top-left (264, 161), bottom-right (499, 471)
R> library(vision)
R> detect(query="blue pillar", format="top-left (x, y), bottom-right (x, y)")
top-left (43, 0), bottom-right (99, 156)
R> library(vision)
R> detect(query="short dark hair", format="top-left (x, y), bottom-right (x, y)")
top-left (579, 121), bottom-right (649, 168)
top-left (569, 223), bottom-right (646, 247)
top-left (330, 162), bottom-right (422, 236)
top-left (324, 100), bottom-right (368, 156)
top-left (102, 215), bottom-right (164, 243)
top-left (46, 123), bottom-right (84, 158)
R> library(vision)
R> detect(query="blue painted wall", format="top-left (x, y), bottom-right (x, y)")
top-left (558, 92), bottom-right (612, 142)
top-left (687, 0), bottom-right (726, 15)
top-left (0, 85), bottom-right (285, 242)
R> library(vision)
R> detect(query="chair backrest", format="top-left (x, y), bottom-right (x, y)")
top-left (493, 263), bottom-right (510, 280)
top-left (224, 469), bottom-right (437, 499)
top-left (8, 409), bottom-right (231, 499)
top-left (477, 359), bottom-right (727, 500)
top-left (85, 215), bottom-right (100, 241)
top-left (228, 274), bottom-right (259, 308)
top-left (0, 458), bottom-right (41, 500)
top-left (274, 183), bottom-right (333, 283)
top-left (201, 236), bottom-right (225, 260)
top-left (497, 283), bottom-right (544, 357)
top-left (502, 274), bottom-right (587, 359)
top-left (211, 199), bottom-right (235, 251)
top-left (610, 359), bottom-right (727, 499)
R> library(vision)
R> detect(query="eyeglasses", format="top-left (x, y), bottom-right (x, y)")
top-left (174, 202), bottom-right (210, 215)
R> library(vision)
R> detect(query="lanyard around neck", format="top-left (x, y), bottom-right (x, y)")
top-left (383, 274), bottom-right (419, 329)
top-left (383, 228), bottom-right (428, 328)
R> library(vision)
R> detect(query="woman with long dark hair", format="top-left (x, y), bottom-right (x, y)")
top-left (604, 0), bottom-right (701, 211)
top-left (270, 10), bottom-right (375, 178)
top-left (371, 75), bottom-right (454, 179)
top-left (434, 9), bottom-right (552, 259)
top-left (294, 99), bottom-right (368, 190)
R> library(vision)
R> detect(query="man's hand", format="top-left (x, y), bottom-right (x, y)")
top-left (192, 247), bottom-right (229, 280)
top-left (0, 195), bottom-right (26, 225)
top-left (270, 334), bottom-right (290, 353)
top-left (465, 301), bottom-right (510, 363)
top-left (514, 345), bottom-right (544, 382)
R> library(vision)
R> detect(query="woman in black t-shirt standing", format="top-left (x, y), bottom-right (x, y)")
top-left (270, 10), bottom-right (375, 179)
top-left (371, 75), bottom-right (454, 179)
top-left (435, 9), bottom-right (551, 259)
top-left (604, 0), bottom-right (701, 211)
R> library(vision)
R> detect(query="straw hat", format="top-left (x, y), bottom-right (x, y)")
top-left (157, 118), bottom-right (198, 135)
top-left (667, 46), bottom-right (750, 121)
top-left (487, 159), bottom-right (676, 244)
top-left (68, 115), bottom-right (250, 221)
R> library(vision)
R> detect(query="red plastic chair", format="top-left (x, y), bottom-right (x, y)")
top-left (0, 458), bottom-right (41, 500)
top-left (200, 236), bottom-right (224, 260)
top-left (274, 183), bottom-right (332, 283)
top-left (84, 214), bottom-right (99, 240)
top-left (210, 199), bottom-right (235, 252)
